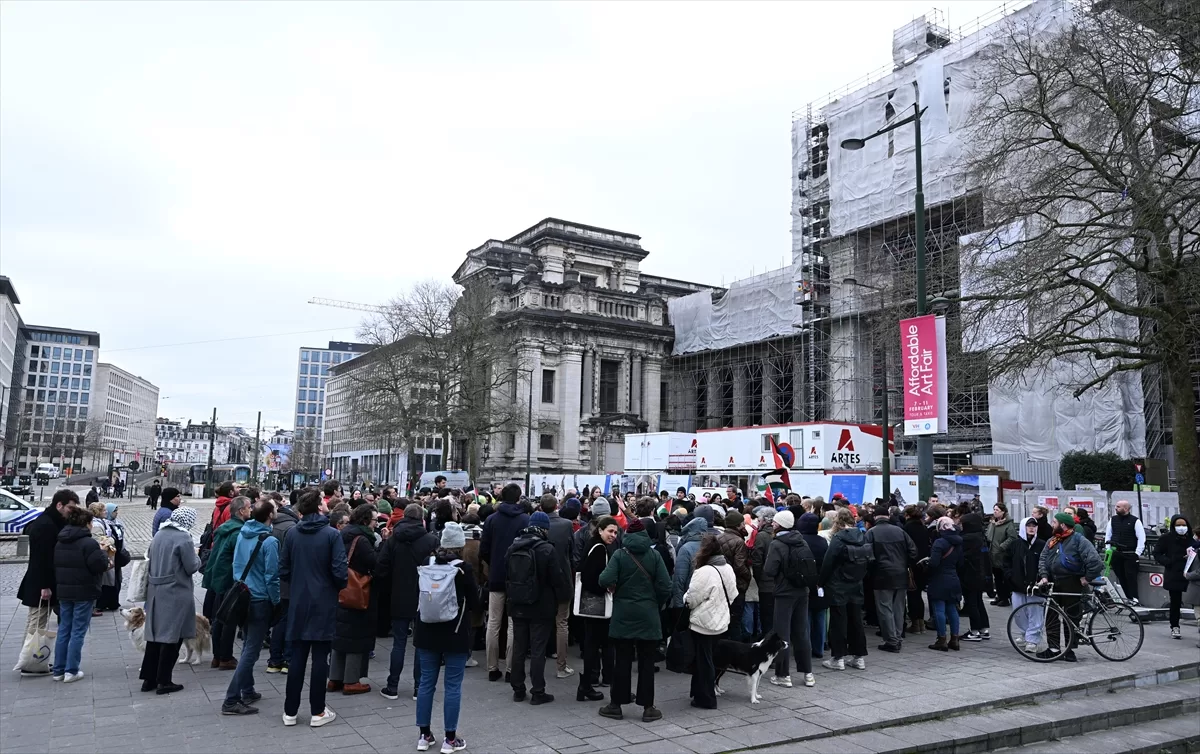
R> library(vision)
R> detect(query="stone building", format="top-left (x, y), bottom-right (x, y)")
top-left (453, 219), bottom-right (717, 481)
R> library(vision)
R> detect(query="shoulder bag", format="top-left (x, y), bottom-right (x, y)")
top-left (573, 543), bottom-right (612, 619)
top-left (338, 536), bottom-right (373, 610)
top-left (215, 533), bottom-right (269, 626)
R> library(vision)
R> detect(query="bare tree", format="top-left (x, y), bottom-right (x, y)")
top-left (960, 0), bottom-right (1200, 521)
top-left (290, 427), bottom-right (323, 475)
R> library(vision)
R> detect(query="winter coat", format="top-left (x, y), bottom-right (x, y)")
top-left (1032, 515), bottom-right (1053, 544)
top-left (904, 516), bottom-right (931, 561)
top-left (1184, 551), bottom-right (1200, 606)
top-left (800, 530), bottom-right (829, 610)
top-left (231, 519), bottom-right (280, 603)
top-left (17, 505), bottom-right (67, 607)
top-left (201, 517), bottom-right (245, 594)
top-left (752, 526), bottom-right (775, 594)
top-left (413, 556), bottom-right (480, 655)
top-left (572, 524), bottom-right (620, 572)
top-left (210, 497), bottom-right (233, 531)
top-left (671, 517), bottom-right (710, 608)
top-left (270, 505), bottom-right (301, 599)
top-left (926, 531), bottom-right (963, 602)
top-left (281, 514), bottom-right (348, 642)
top-left (1038, 529), bottom-right (1104, 582)
top-left (505, 528), bottom-right (570, 621)
top-left (985, 516), bottom-right (1018, 568)
top-left (764, 529), bottom-right (816, 600)
top-left (715, 526), bottom-right (751, 594)
top-left (820, 528), bottom-right (869, 606)
top-left (866, 519), bottom-right (918, 591)
top-left (479, 502), bottom-right (530, 591)
top-left (959, 515), bottom-right (989, 593)
top-left (545, 511), bottom-right (575, 590)
top-left (1153, 518), bottom-right (1196, 592)
top-left (684, 555), bottom-right (737, 635)
top-left (144, 526), bottom-right (202, 643)
top-left (378, 518), bottom-right (439, 619)
top-left (151, 503), bottom-right (175, 535)
top-left (334, 525), bottom-right (378, 655)
top-left (54, 525), bottom-right (111, 602)
top-left (1006, 520), bottom-right (1045, 592)
top-left (598, 529), bottom-right (672, 641)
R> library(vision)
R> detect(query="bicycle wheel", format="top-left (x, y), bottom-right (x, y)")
top-left (1087, 602), bottom-right (1144, 661)
top-left (1007, 601), bottom-right (1072, 662)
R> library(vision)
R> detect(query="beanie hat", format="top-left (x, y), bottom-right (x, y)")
top-left (1054, 512), bottom-right (1075, 527)
top-left (774, 510), bottom-right (795, 530)
top-left (626, 517), bottom-right (646, 534)
top-left (696, 505), bottom-right (715, 526)
top-left (561, 500), bottom-right (581, 521)
top-left (590, 498), bottom-right (612, 517)
top-left (440, 522), bottom-right (466, 549)
top-left (404, 503), bottom-right (425, 521)
top-left (797, 512), bottom-right (820, 535)
top-left (724, 510), bottom-right (744, 530)
top-left (529, 511), bottom-right (551, 530)
top-left (160, 487), bottom-right (181, 504)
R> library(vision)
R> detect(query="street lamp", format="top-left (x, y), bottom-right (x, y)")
top-left (843, 277), bottom-right (894, 503)
top-left (842, 102), bottom-right (935, 501)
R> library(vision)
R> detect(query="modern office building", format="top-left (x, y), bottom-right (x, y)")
top-left (94, 363), bottom-right (160, 466)
top-left (0, 277), bottom-right (20, 470)
top-left (293, 341), bottom-right (373, 441)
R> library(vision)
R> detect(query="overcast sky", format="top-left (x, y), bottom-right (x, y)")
top-left (0, 0), bottom-right (1008, 432)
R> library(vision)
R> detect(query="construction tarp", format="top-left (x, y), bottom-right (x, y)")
top-left (669, 267), bottom-right (793, 356)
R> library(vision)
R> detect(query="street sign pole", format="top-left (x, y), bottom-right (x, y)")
top-left (1134, 461), bottom-right (1145, 521)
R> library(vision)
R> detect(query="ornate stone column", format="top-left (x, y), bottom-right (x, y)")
top-left (560, 346), bottom-right (583, 468)
top-left (643, 357), bottom-right (662, 432)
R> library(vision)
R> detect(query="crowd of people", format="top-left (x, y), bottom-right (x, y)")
top-left (13, 479), bottom-right (1200, 754)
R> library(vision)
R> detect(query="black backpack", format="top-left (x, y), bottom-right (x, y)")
top-left (506, 542), bottom-right (540, 606)
top-left (842, 538), bottom-right (875, 580)
top-left (784, 543), bottom-right (818, 589)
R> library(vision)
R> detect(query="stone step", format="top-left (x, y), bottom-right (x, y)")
top-left (997, 714), bottom-right (1200, 754)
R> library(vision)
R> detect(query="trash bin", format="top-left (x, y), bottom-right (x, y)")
top-left (191, 483), bottom-right (206, 499)
top-left (1137, 559), bottom-right (1170, 609)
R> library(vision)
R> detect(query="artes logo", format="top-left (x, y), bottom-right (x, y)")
top-left (689, 438), bottom-right (698, 455)
top-left (830, 428), bottom-right (862, 466)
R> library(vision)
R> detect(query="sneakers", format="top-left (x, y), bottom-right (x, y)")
top-left (512, 689), bottom-right (526, 702)
top-left (51, 674), bottom-right (64, 682)
top-left (417, 734), bottom-right (436, 751)
top-left (769, 676), bottom-right (793, 688)
top-left (310, 708), bottom-right (336, 727)
top-left (221, 701), bottom-right (259, 715)
top-left (980, 630), bottom-right (991, 640)
top-left (804, 673), bottom-right (816, 687)
top-left (848, 656), bottom-right (866, 670)
top-left (380, 687), bottom-right (400, 700)
top-left (1171, 626), bottom-right (1181, 639)
top-left (440, 738), bottom-right (467, 754)
top-left (465, 657), bottom-right (479, 668)
top-left (63, 671), bottom-right (85, 683)
top-left (242, 691), bottom-right (262, 704)
top-left (265, 663), bottom-right (285, 674)
top-left (821, 658), bottom-right (845, 671)
top-left (877, 643), bottom-right (901, 653)
top-left (1024, 642), bottom-right (1039, 653)
top-left (282, 714), bottom-right (297, 727)
top-left (555, 666), bottom-right (575, 679)
top-left (281, 663), bottom-right (288, 674)
top-left (963, 631), bottom-right (983, 642)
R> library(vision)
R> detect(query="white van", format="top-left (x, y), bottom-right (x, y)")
top-left (35, 463), bottom-right (61, 479)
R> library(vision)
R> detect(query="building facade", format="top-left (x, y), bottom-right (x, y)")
top-left (453, 218), bottom-right (717, 483)
top-left (0, 277), bottom-right (20, 469)
top-left (293, 341), bottom-right (373, 444)
top-left (94, 363), bottom-right (160, 466)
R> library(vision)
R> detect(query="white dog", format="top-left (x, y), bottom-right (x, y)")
top-left (120, 606), bottom-right (212, 665)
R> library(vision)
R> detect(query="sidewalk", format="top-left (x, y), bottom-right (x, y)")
top-left (1, 582), bottom-right (1196, 754)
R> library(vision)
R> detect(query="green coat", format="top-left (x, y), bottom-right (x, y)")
top-left (985, 517), bottom-right (1018, 567)
top-left (202, 517), bottom-right (245, 593)
top-left (599, 529), bottom-right (672, 641)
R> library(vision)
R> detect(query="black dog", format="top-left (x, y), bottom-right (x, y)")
top-left (714, 632), bottom-right (788, 704)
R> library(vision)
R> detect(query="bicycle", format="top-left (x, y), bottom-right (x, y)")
top-left (1006, 577), bottom-right (1144, 662)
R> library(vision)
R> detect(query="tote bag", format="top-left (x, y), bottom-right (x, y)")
top-left (572, 544), bottom-right (613, 619)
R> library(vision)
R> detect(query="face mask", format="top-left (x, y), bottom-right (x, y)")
top-left (1176, 526), bottom-right (1189, 535)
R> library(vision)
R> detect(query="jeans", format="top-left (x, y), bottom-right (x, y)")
top-left (1010, 592), bottom-right (1044, 643)
top-left (284, 640), bottom-right (331, 717)
top-left (52, 600), bottom-right (93, 675)
top-left (875, 588), bottom-right (907, 646)
top-left (773, 593), bottom-right (812, 676)
top-left (416, 649), bottom-right (467, 735)
top-left (268, 598), bottom-right (289, 666)
top-left (386, 617), bottom-right (421, 691)
top-left (689, 631), bottom-right (718, 709)
top-left (963, 590), bottom-right (990, 631)
top-left (225, 600), bottom-right (271, 705)
top-left (828, 602), bottom-right (866, 660)
top-left (510, 618), bottom-right (552, 694)
top-left (612, 638), bottom-right (657, 708)
top-left (580, 618), bottom-right (613, 690)
top-left (741, 602), bottom-right (760, 638)
top-left (808, 606), bottom-right (827, 658)
top-left (931, 599), bottom-right (960, 639)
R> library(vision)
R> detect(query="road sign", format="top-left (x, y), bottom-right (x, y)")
top-left (1134, 461), bottom-right (1143, 473)
top-left (129, 460), bottom-right (140, 472)
top-left (1149, 573), bottom-right (1163, 588)
top-left (1135, 473), bottom-right (1145, 485)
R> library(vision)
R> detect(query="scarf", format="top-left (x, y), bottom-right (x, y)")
top-left (162, 506), bottom-right (198, 532)
top-left (1046, 526), bottom-right (1071, 552)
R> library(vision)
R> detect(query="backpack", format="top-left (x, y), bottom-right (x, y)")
top-left (842, 538), bottom-right (875, 580)
top-left (784, 543), bottom-right (818, 589)
top-left (506, 543), bottom-right (540, 606)
top-left (418, 557), bottom-right (466, 628)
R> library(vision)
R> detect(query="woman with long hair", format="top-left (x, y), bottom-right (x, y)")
top-left (329, 505), bottom-right (378, 695)
top-left (577, 515), bottom-right (619, 702)
top-left (684, 535), bottom-right (736, 709)
top-left (819, 508), bottom-right (869, 671)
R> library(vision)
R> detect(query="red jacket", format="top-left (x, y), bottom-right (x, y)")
top-left (211, 496), bottom-right (233, 530)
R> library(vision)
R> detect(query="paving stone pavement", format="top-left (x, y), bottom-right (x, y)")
top-left (2, 573), bottom-right (1197, 754)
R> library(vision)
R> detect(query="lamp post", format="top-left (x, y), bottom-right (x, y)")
top-left (844, 278), bottom-right (893, 503)
top-left (842, 101), bottom-right (934, 501)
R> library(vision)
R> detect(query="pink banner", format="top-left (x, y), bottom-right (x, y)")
top-left (900, 314), bottom-right (944, 435)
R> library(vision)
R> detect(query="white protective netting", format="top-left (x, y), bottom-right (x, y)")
top-left (668, 267), bottom-right (794, 356)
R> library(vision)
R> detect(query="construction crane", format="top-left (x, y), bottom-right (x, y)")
top-left (308, 297), bottom-right (387, 314)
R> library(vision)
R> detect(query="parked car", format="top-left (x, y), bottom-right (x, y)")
top-left (0, 488), bottom-right (40, 534)
top-left (1, 473), bottom-right (32, 496)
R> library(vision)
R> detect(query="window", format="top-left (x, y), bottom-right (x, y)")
top-left (302, 351), bottom-right (310, 361)
top-left (298, 389), bottom-right (306, 400)
top-left (321, 352), bottom-right (330, 363)
top-left (82, 364), bottom-right (90, 376)
top-left (26, 375), bottom-right (35, 387)
top-left (541, 369), bottom-right (555, 403)
top-left (298, 377), bottom-right (307, 388)
top-left (50, 362), bottom-right (59, 374)
top-left (63, 348), bottom-right (72, 360)
top-left (50, 377), bottom-right (58, 388)
top-left (74, 364), bottom-right (82, 375)
top-left (333, 353), bottom-right (342, 364)
top-left (30, 346), bottom-right (38, 357)
top-left (74, 350), bottom-right (82, 361)
top-left (599, 360), bottom-right (620, 414)
top-left (52, 347), bottom-right (61, 359)
top-left (320, 366), bottom-right (328, 376)
top-left (85, 350), bottom-right (93, 362)
top-left (72, 378), bottom-right (80, 389)
top-left (79, 408), bottom-right (87, 419)
top-left (539, 433), bottom-right (555, 451)
top-left (320, 378), bottom-right (326, 388)
top-left (69, 392), bottom-right (78, 404)
top-left (760, 433), bottom-right (780, 452)
top-left (308, 390), bottom-right (318, 401)
top-left (80, 393), bottom-right (88, 404)
top-left (506, 433), bottom-right (516, 451)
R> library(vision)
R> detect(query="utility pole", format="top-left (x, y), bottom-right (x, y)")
top-left (911, 100), bottom-right (934, 503)
top-left (251, 411), bottom-right (261, 483)
top-left (205, 407), bottom-right (217, 498)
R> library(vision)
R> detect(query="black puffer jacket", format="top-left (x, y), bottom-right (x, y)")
top-left (54, 525), bottom-right (111, 602)
top-left (958, 513), bottom-right (989, 592)
top-left (333, 525), bottom-right (378, 655)
top-left (379, 518), bottom-right (438, 619)
top-left (17, 505), bottom-right (66, 607)
top-left (1154, 516), bottom-right (1197, 592)
top-left (1006, 519), bottom-right (1045, 592)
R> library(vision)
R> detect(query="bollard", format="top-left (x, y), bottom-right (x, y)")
top-left (17, 534), bottom-right (29, 557)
